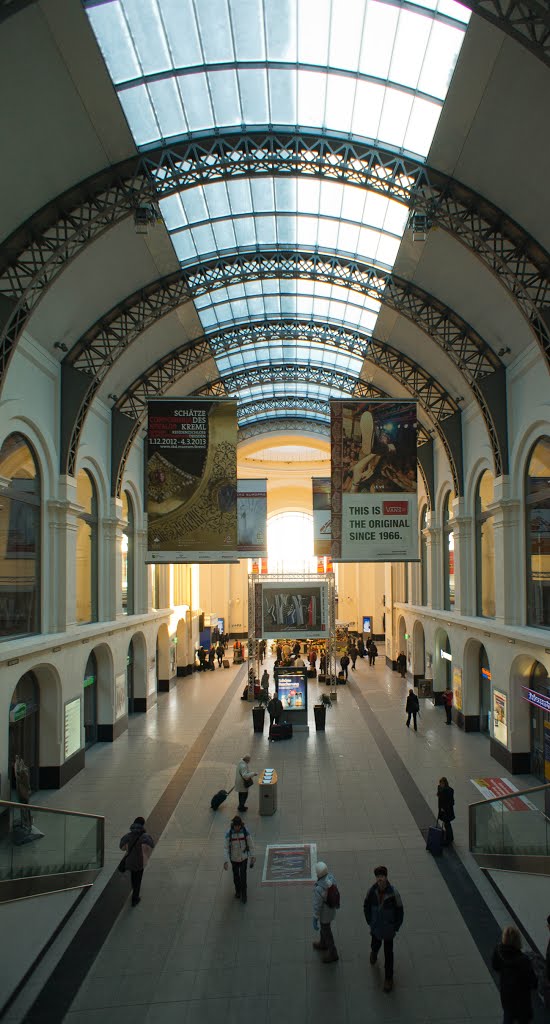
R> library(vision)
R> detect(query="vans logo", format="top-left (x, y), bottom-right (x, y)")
top-left (383, 501), bottom-right (408, 515)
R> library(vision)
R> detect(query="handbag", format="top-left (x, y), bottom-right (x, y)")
top-left (118, 830), bottom-right (142, 873)
top-left (243, 776), bottom-right (253, 789)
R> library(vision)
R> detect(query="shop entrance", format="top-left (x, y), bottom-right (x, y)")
top-left (528, 661), bottom-right (549, 781)
top-left (479, 646), bottom-right (491, 733)
top-left (83, 651), bottom-right (98, 748)
top-left (8, 672), bottom-right (39, 792)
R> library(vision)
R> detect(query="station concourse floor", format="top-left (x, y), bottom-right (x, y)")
top-left (6, 654), bottom-right (548, 1024)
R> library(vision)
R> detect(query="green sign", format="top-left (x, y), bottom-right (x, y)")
top-left (83, 675), bottom-right (96, 689)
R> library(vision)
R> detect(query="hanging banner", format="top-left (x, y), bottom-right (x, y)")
top-left (146, 399), bottom-right (238, 562)
top-left (255, 580), bottom-right (329, 638)
top-left (312, 477), bottom-right (331, 555)
top-left (237, 479), bottom-right (267, 554)
top-left (330, 400), bottom-right (418, 562)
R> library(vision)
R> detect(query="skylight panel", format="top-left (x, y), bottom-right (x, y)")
top-left (297, 0), bottom-right (330, 64)
top-left (350, 80), bottom-right (385, 141)
top-left (157, 0), bottom-right (203, 67)
top-left (324, 74), bottom-right (356, 136)
top-left (203, 182), bottom-right (233, 221)
top-left (211, 221), bottom-right (238, 251)
top-left (210, 69), bottom-right (242, 126)
top-left (230, 0), bottom-right (266, 60)
top-left (233, 217), bottom-right (257, 247)
top-left (265, 0), bottom-right (297, 61)
top-left (378, 88), bottom-right (414, 147)
top-left (123, 0), bottom-right (170, 74)
top-left (419, 20), bottom-right (465, 97)
top-left (176, 73), bottom-right (214, 132)
top-left (172, 231), bottom-right (197, 264)
top-left (268, 68), bottom-right (297, 125)
top-left (250, 178), bottom-right (275, 212)
top-left (329, 0), bottom-right (364, 69)
top-left (404, 96), bottom-right (441, 156)
top-left (118, 84), bottom-right (159, 145)
top-left (360, 2), bottom-right (398, 80)
top-left (87, 2), bottom-right (141, 83)
top-left (239, 69), bottom-right (270, 124)
top-left (195, 0), bottom-right (234, 63)
top-left (390, 9), bottom-right (432, 92)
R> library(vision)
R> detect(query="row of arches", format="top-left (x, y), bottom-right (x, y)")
top-left (5, 625), bottom-right (175, 793)
top-left (396, 616), bottom-right (549, 778)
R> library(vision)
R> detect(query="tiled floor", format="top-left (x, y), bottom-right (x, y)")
top-left (7, 655), bottom-right (547, 1023)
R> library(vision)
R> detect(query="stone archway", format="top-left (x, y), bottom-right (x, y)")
top-left (433, 627), bottom-right (452, 699)
top-left (156, 623), bottom-right (171, 691)
top-left (509, 655), bottom-right (550, 777)
top-left (91, 642), bottom-right (118, 743)
top-left (129, 631), bottom-right (148, 712)
top-left (412, 620), bottom-right (425, 683)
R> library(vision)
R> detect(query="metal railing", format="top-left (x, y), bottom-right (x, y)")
top-left (0, 799), bottom-right (104, 902)
top-left (469, 782), bottom-right (550, 874)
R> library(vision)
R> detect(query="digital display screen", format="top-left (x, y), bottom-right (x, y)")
top-left (275, 668), bottom-right (308, 713)
top-left (363, 615), bottom-right (372, 633)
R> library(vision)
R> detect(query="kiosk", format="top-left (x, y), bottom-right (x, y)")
top-left (258, 768), bottom-right (278, 815)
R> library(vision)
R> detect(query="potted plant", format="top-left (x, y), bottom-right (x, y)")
top-left (313, 692), bottom-right (332, 732)
top-left (252, 691), bottom-right (268, 733)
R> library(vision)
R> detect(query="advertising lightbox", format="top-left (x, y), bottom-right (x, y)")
top-left (275, 667), bottom-right (308, 713)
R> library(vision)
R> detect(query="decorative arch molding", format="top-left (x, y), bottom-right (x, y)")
top-left (112, 359), bottom-right (460, 498)
top-left (1, 129), bottom-right (549, 391)
top-left (509, 418), bottom-right (550, 496)
top-left (61, 249), bottom-right (505, 475)
top-left (238, 416), bottom-right (329, 443)
top-left (465, 456), bottom-right (495, 513)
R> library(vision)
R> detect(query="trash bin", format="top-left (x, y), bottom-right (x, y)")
top-left (258, 768), bottom-right (278, 816)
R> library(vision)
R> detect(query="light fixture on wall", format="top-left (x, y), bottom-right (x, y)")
top-left (108, 393), bottom-right (118, 402)
top-left (497, 346), bottom-right (511, 357)
top-left (54, 341), bottom-right (68, 352)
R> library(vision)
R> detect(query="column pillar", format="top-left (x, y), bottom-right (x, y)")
top-left (491, 477), bottom-right (521, 625)
top-left (451, 498), bottom-right (473, 617)
top-left (425, 511), bottom-right (440, 609)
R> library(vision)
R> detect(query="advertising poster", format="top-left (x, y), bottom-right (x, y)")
top-left (312, 478), bottom-right (331, 556)
top-left (330, 400), bottom-right (418, 561)
top-left (237, 479), bottom-right (267, 553)
top-left (259, 581), bottom-right (328, 638)
top-left (453, 668), bottom-right (463, 712)
top-left (115, 673), bottom-right (126, 720)
top-left (275, 667), bottom-right (308, 713)
top-left (363, 615), bottom-right (372, 633)
top-left (64, 697), bottom-right (81, 760)
top-left (262, 843), bottom-right (317, 884)
top-left (470, 777), bottom-right (535, 811)
top-left (146, 399), bottom-right (238, 562)
top-left (493, 689), bottom-right (508, 746)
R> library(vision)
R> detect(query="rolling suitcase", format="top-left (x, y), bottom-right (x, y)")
top-left (210, 785), bottom-right (234, 810)
top-left (223, 659), bottom-right (230, 668)
top-left (269, 722), bottom-right (293, 741)
top-left (426, 821), bottom-right (444, 856)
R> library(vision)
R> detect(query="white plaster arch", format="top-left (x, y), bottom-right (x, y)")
top-left (508, 652), bottom-right (543, 753)
top-left (435, 480), bottom-right (454, 520)
top-left (0, 416), bottom-right (57, 499)
top-left (128, 630), bottom-right (147, 701)
top-left (509, 418), bottom-right (550, 497)
top-left (74, 455), bottom-right (110, 518)
top-left (465, 456), bottom-right (494, 514)
top-left (89, 642), bottom-right (115, 725)
top-left (120, 476), bottom-right (144, 524)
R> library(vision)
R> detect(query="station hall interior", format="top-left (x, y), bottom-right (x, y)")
top-left (0, 1), bottom-right (550, 1022)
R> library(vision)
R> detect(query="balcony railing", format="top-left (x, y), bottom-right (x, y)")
top-left (469, 782), bottom-right (550, 874)
top-left (0, 799), bottom-right (104, 902)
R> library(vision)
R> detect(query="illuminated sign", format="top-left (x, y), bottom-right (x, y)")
top-left (521, 687), bottom-right (550, 714)
top-left (481, 667), bottom-right (491, 681)
top-left (441, 650), bottom-right (452, 662)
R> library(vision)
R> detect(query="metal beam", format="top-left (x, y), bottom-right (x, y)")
top-left (468, 1), bottom-right (550, 69)
top-left (1, 129), bottom-right (549, 394)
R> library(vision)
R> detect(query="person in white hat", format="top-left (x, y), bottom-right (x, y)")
top-left (312, 861), bottom-right (340, 964)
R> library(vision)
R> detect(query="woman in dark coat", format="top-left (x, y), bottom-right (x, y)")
top-left (437, 776), bottom-right (455, 846)
top-left (492, 925), bottom-right (537, 1023)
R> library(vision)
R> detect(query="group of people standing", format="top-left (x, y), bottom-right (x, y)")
top-left (196, 639), bottom-right (226, 670)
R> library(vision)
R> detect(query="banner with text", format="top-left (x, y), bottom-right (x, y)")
top-left (237, 479), bottom-right (267, 555)
top-left (330, 400), bottom-right (418, 562)
top-left (312, 477), bottom-right (331, 556)
top-left (146, 398), bottom-right (238, 562)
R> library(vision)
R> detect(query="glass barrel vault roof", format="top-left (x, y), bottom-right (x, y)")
top-left (84, 0), bottom-right (469, 425)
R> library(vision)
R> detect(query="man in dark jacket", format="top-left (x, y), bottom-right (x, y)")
top-left (368, 643), bottom-right (378, 667)
top-left (363, 865), bottom-right (404, 992)
top-left (267, 693), bottom-right (283, 727)
top-left (340, 653), bottom-right (350, 680)
top-left (119, 816), bottom-right (155, 907)
top-left (405, 689), bottom-right (420, 731)
top-left (396, 651), bottom-right (407, 677)
top-left (492, 926), bottom-right (537, 1022)
top-left (437, 776), bottom-right (455, 846)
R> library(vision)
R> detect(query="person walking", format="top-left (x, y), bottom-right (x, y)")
top-left (260, 668), bottom-right (270, 698)
top-left (349, 643), bottom-right (358, 670)
top-left (119, 816), bottom-right (155, 907)
top-left (368, 642), bottom-right (378, 667)
top-left (224, 814), bottom-right (255, 904)
top-left (267, 692), bottom-right (283, 728)
top-left (357, 637), bottom-right (365, 659)
top-left (405, 689), bottom-right (420, 731)
top-left (216, 642), bottom-right (224, 667)
top-left (363, 865), bottom-right (404, 992)
top-left (437, 777), bottom-right (455, 846)
top-left (235, 754), bottom-right (257, 812)
top-left (340, 652), bottom-right (350, 680)
top-left (492, 925), bottom-right (537, 1024)
top-left (443, 687), bottom-right (453, 724)
top-left (312, 861), bottom-right (339, 964)
top-left (396, 651), bottom-right (407, 678)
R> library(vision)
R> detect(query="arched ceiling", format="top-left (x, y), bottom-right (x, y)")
top-left (1, 0), bottom-right (549, 501)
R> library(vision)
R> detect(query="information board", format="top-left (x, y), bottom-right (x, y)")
top-left (64, 697), bottom-right (81, 761)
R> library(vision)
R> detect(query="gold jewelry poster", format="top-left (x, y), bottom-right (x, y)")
top-left (146, 399), bottom-right (238, 562)
top-left (331, 400), bottom-right (418, 562)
